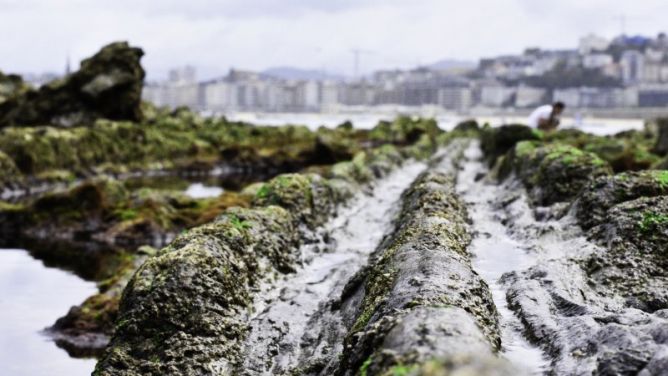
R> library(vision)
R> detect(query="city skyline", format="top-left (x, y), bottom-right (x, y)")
top-left (2, 0), bottom-right (668, 80)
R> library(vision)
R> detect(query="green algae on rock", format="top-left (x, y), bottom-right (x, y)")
top-left (499, 142), bottom-right (612, 206)
top-left (93, 133), bottom-right (441, 376)
top-left (582, 193), bottom-right (668, 312)
top-left (0, 42), bottom-right (145, 128)
top-left (544, 128), bottom-right (661, 172)
top-left (575, 170), bottom-right (668, 230)
top-left (334, 168), bottom-right (510, 375)
top-left (1, 176), bottom-right (255, 257)
top-left (50, 246), bottom-right (157, 357)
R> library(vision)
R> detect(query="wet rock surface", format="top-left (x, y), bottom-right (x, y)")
top-left (575, 170), bottom-right (668, 230)
top-left (330, 141), bottom-right (513, 375)
top-left (483, 127), bottom-right (668, 374)
top-left (0, 42), bottom-right (145, 128)
top-left (236, 159), bottom-right (427, 375)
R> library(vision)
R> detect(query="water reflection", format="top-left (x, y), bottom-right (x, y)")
top-left (0, 249), bottom-right (97, 376)
top-left (184, 183), bottom-right (224, 198)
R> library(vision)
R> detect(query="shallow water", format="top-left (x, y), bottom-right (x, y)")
top-left (456, 142), bottom-right (549, 374)
top-left (184, 182), bottom-right (224, 198)
top-left (0, 248), bottom-right (97, 376)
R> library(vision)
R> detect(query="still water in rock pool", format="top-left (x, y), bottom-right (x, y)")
top-left (0, 248), bottom-right (97, 376)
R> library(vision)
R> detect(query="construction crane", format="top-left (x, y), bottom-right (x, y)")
top-left (350, 48), bottom-right (375, 79)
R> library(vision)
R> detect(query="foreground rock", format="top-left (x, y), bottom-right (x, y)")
top-left (0, 42), bottom-right (145, 128)
top-left (330, 154), bottom-right (513, 375)
top-left (50, 246), bottom-right (156, 357)
top-left (93, 136), bottom-right (438, 375)
top-left (493, 144), bottom-right (668, 373)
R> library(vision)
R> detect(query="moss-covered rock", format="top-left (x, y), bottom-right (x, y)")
top-left (93, 135), bottom-right (440, 375)
top-left (453, 119), bottom-right (480, 133)
top-left (575, 170), bottom-right (668, 230)
top-left (93, 206), bottom-right (299, 375)
top-left (369, 116), bottom-right (441, 146)
top-left (50, 246), bottom-right (157, 357)
top-left (2, 176), bottom-right (254, 256)
top-left (584, 195), bottom-right (668, 312)
top-left (500, 142), bottom-right (612, 206)
top-left (0, 42), bottom-right (145, 128)
top-left (480, 124), bottom-right (541, 164)
top-left (0, 113), bottom-right (440, 192)
top-left (0, 149), bottom-right (21, 190)
top-left (544, 128), bottom-right (661, 172)
top-left (0, 71), bottom-right (30, 106)
top-left (335, 171), bottom-right (505, 375)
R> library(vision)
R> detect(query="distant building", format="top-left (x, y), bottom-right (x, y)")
top-left (480, 84), bottom-right (516, 107)
top-left (438, 87), bottom-right (472, 111)
top-left (579, 34), bottom-right (610, 54)
top-left (554, 87), bottom-right (638, 108)
top-left (553, 88), bottom-right (581, 108)
top-left (202, 79), bottom-right (236, 112)
top-left (582, 54), bottom-right (614, 69)
top-left (515, 86), bottom-right (547, 108)
top-left (638, 84), bottom-right (668, 107)
top-left (620, 51), bottom-right (645, 84)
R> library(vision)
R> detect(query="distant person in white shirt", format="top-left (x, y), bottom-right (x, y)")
top-left (528, 102), bottom-right (565, 131)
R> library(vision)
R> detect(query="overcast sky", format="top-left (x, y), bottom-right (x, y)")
top-left (1, 0), bottom-right (667, 80)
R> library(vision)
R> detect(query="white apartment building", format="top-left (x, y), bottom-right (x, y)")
top-left (438, 87), bottom-right (472, 111)
top-left (583, 54), bottom-right (614, 69)
top-left (515, 86), bottom-right (547, 108)
top-left (579, 34), bottom-right (611, 54)
top-left (480, 85), bottom-right (516, 107)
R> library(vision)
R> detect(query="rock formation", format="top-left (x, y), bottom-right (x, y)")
top-left (0, 42), bottom-right (145, 128)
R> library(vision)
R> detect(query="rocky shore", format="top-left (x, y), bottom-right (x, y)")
top-left (1, 41), bottom-right (667, 376)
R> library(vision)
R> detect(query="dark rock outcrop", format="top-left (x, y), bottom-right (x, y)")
top-left (0, 71), bottom-right (29, 105)
top-left (480, 124), bottom-right (541, 164)
top-left (654, 117), bottom-right (668, 156)
top-left (0, 41), bottom-right (145, 128)
top-left (453, 119), bottom-right (480, 133)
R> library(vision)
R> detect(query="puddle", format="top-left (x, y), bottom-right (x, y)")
top-left (184, 183), bottom-right (224, 198)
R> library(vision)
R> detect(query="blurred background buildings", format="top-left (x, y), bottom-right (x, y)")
top-left (39, 32), bottom-right (668, 114)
